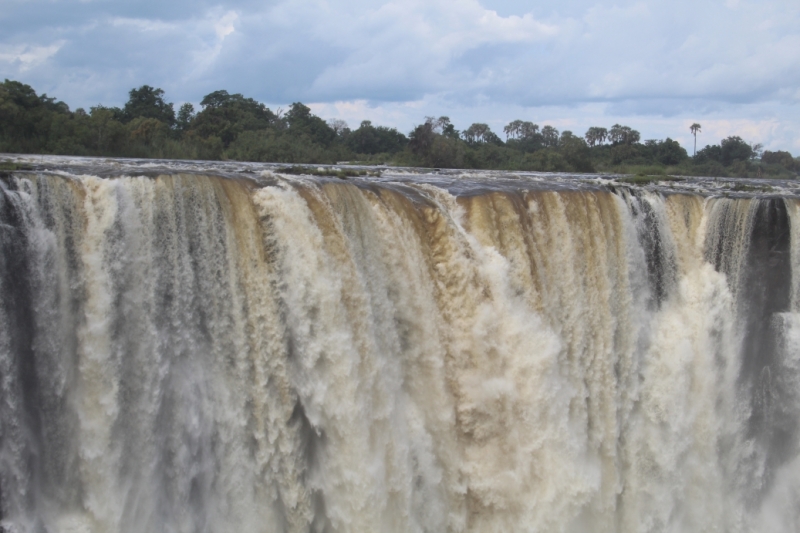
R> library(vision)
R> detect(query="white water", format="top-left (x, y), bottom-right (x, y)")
top-left (0, 160), bottom-right (798, 532)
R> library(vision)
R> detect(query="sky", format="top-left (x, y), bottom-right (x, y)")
top-left (1, 0), bottom-right (799, 153)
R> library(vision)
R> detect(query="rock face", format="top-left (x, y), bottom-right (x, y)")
top-left (1, 158), bottom-right (799, 532)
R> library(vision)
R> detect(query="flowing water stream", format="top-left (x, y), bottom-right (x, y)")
top-left (1, 156), bottom-right (799, 532)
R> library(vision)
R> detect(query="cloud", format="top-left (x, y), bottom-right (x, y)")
top-left (0, 41), bottom-right (64, 71)
top-left (214, 11), bottom-right (238, 39)
top-left (299, 0), bottom-right (558, 102)
top-left (1, 0), bottom-right (799, 151)
top-left (186, 10), bottom-right (240, 78)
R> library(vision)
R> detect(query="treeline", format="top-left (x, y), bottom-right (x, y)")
top-left (1, 79), bottom-right (798, 178)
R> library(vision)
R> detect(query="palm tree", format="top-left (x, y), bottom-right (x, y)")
top-left (504, 120), bottom-right (524, 141)
top-left (584, 127), bottom-right (597, 147)
top-left (585, 127), bottom-right (608, 147)
top-left (690, 123), bottom-right (701, 156)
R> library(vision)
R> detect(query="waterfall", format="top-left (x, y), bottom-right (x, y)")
top-left (1, 161), bottom-right (799, 532)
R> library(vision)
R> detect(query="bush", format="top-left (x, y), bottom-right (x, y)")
top-left (520, 149), bottom-right (569, 172)
top-left (720, 136), bottom-right (753, 165)
top-left (426, 136), bottom-right (466, 168)
top-left (656, 138), bottom-right (688, 165)
top-left (762, 150), bottom-right (796, 171)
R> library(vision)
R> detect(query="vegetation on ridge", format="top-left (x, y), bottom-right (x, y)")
top-left (1, 79), bottom-right (798, 178)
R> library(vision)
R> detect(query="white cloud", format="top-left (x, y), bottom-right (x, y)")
top-left (109, 17), bottom-right (176, 32)
top-left (0, 41), bottom-right (64, 71)
top-left (254, 0), bottom-right (558, 101)
top-left (214, 11), bottom-right (238, 39)
top-left (186, 10), bottom-right (240, 77)
top-left (1, 0), bottom-right (799, 152)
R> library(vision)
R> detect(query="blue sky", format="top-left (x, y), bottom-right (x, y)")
top-left (2, 0), bottom-right (799, 153)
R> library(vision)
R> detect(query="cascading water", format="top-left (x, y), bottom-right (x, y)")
top-left (0, 157), bottom-right (799, 532)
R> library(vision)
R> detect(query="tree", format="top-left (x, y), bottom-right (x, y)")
top-left (435, 116), bottom-right (459, 138)
top-left (518, 122), bottom-right (539, 140)
top-left (503, 121), bottom-right (542, 153)
top-left (408, 116), bottom-right (466, 165)
top-left (285, 102), bottom-right (336, 147)
top-left (191, 90), bottom-right (276, 147)
top-left (762, 150), bottom-right (796, 170)
top-left (0, 79), bottom-right (72, 152)
top-left (541, 125), bottom-right (559, 147)
top-left (584, 127), bottom-right (608, 147)
top-left (345, 120), bottom-right (407, 154)
top-left (463, 123), bottom-right (494, 145)
top-left (690, 123), bottom-right (701, 156)
top-left (327, 118), bottom-right (349, 136)
top-left (608, 124), bottom-right (640, 145)
top-left (128, 117), bottom-right (170, 147)
top-left (0, 79), bottom-right (69, 114)
top-left (656, 138), bottom-right (688, 165)
top-left (409, 118), bottom-right (437, 156)
top-left (504, 120), bottom-right (523, 140)
top-left (176, 103), bottom-right (195, 132)
top-left (720, 136), bottom-right (753, 165)
top-left (505, 120), bottom-right (540, 143)
top-left (200, 90), bottom-right (234, 110)
top-left (558, 131), bottom-right (593, 171)
top-left (750, 143), bottom-right (763, 161)
top-left (89, 105), bottom-right (125, 152)
top-left (427, 136), bottom-right (466, 168)
top-left (122, 85), bottom-right (175, 125)
top-left (462, 123), bottom-right (482, 144)
top-left (695, 143), bottom-right (722, 163)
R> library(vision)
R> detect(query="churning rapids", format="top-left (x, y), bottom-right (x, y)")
top-left (1, 155), bottom-right (800, 533)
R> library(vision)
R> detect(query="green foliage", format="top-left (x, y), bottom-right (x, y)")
top-left (128, 117), bottom-right (171, 147)
top-left (503, 121), bottom-right (542, 152)
top-left (654, 138), bottom-right (688, 165)
top-left (285, 102), bottom-right (336, 147)
top-left (521, 148), bottom-right (568, 171)
top-left (225, 130), bottom-right (344, 164)
top-left (697, 136), bottom-right (754, 167)
top-left (608, 124), bottom-right (640, 145)
top-left (122, 85), bottom-right (175, 126)
top-left (585, 127), bottom-right (608, 147)
top-left (690, 123), bottom-right (701, 155)
top-left (762, 150), bottom-right (796, 170)
top-left (407, 117), bottom-right (469, 168)
top-left (345, 121), bottom-right (407, 155)
top-left (427, 136), bottom-right (466, 168)
top-left (437, 117), bottom-right (460, 139)
top-left (0, 161), bottom-right (33, 172)
top-left (0, 79), bottom-right (71, 153)
top-left (610, 144), bottom-right (641, 165)
top-left (88, 106), bottom-right (127, 153)
top-left (695, 143), bottom-right (722, 163)
top-left (541, 125), bottom-right (559, 148)
top-left (190, 91), bottom-right (276, 147)
top-left (729, 183), bottom-right (774, 193)
top-left (464, 143), bottom-right (511, 169)
top-left (720, 136), bottom-right (754, 165)
top-left (559, 131), bottom-right (594, 172)
top-left (176, 103), bottom-right (195, 132)
top-left (504, 120), bottom-right (538, 141)
top-left (409, 118), bottom-right (437, 156)
top-left (757, 151), bottom-right (800, 178)
top-left (690, 160), bottom-right (729, 177)
top-left (462, 123), bottom-right (502, 146)
top-left (0, 78), bottom-right (796, 178)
